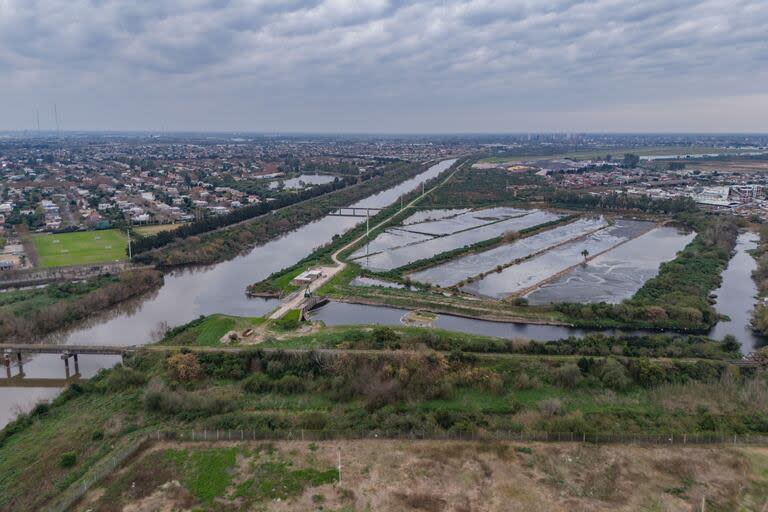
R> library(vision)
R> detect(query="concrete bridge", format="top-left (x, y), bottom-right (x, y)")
top-left (2, 344), bottom-right (136, 379)
top-left (327, 207), bottom-right (384, 218)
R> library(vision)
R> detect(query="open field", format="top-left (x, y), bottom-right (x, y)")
top-left (478, 146), bottom-right (764, 164)
top-left (133, 223), bottom-right (183, 236)
top-left (75, 440), bottom-right (768, 512)
top-left (32, 229), bottom-right (128, 267)
top-left (686, 158), bottom-right (768, 173)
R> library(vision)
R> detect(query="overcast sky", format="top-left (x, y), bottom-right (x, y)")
top-left (1, 0), bottom-right (767, 133)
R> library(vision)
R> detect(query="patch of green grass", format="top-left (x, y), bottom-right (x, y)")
top-left (418, 389), bottom-right (517, 414)
top-left (0, 390), bottom-right (141, 511)
top-left (32, 229), bottom-right (128, 267)
top-left (196, 316), bottom-right (237, 345)
top-left (272, 309), bottom-right (301, 331)
top-left (133, 224), bottom-right (182, 236)
top-left (169, 448), bottom-right (238, 504)
top-left (161, 314), bottom-right (266, 346)
top-left (236, 459), bottom-right (338, 502)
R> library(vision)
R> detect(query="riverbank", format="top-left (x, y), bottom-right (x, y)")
top-left (0, 269), bottom-right (163, 341)
top-left (1, 322), bottom-right (764, 511)
top-left (0, 159), bottom-right (464, 429)
top-left (137, 160), bottom-right (453, 268)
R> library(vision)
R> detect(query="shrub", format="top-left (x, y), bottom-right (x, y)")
top-left (143, 378), bottom-right (237, 418)
top-left (91, 430), bottom-right (104, 441)
top-left (371, 326), bottom-right (399, 347)
top-left (512, 372), bottom-right (538, 390)
top-left (274, 375), bottom-right (305, 394)
top-left (167, 352), bottom-right (203, 381)
top-left (298, 412), bottom-right (329, 430)
top-left (599, 359), bottom-right (631, 390)
top-left (30, 402), bottom-right (50, 418)
top-left (554, 363), bottom-right (582, 389)
top-left (242, 373), bottom-right (272, 393)
top-left (59, 452), bottom-right (77, 468)
top-left (451, 367), bottom-right (503, 393)
top-left (266, 360), bottom-right (286, 378)
top-left (538, 399), bottom-right (563, 418)
top-left (103, 365), bottom-right (146, 391)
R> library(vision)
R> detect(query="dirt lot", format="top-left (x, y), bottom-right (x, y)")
top-left (686, 159), bottom-right (768, 173)
top-left (73, 440), bottom-right (768, 512)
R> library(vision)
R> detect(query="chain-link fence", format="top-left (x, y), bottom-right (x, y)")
top-left (147, 428), bottom-right (768, 446)
top-left (44, 436), bottom-right (149, 512)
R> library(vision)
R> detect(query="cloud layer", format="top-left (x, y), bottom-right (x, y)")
top-left (1, 0), bottom-right (766, 132)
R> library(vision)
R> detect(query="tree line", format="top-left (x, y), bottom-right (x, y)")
top-left (130, 177), bottom-right (354, 254)
top-left (545, 190), bottom-right (698, 214)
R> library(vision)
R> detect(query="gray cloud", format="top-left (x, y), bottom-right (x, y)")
top-left (0, 0), bottom-right (766, 132)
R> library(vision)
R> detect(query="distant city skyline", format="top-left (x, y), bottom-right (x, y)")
top-left (1, 0), bottom-right (767, 133)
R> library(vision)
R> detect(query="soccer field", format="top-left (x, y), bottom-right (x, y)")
top-left (32, 229), bottom-right (128, 267)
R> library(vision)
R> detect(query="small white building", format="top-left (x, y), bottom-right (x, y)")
top-left (291, 269), bottom-right (324, 286)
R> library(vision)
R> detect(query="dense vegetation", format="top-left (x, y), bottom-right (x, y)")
top-left (423, 167), bottom-right (548, 207)
top-left (545, 190), bottom-right (699, 214)
top-left (325, 327), bottom-right (741, 360)
top-left (136, 161), bottom-right (437, 267)
top-left (131, 176), bottom-right (353, 254)
top-left (2, 324), bottom-right (766, 509)
top-left (750, 225), bottom-right (768, 336)
top-left (0, 269), bottom-right (163, 340)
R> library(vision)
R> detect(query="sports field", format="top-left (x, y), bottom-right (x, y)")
top-left (32, 229), bottom-right (128, 267)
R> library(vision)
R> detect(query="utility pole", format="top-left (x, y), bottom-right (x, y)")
top-left (127, 228), bottom-right (132, 259)
top-left (337, 446), bottom-right (342, 486)
top-left (366, 209), bottom-right (369, 238)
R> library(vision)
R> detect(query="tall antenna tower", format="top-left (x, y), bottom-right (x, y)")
top-left (54, 104), bottom-right (60, 135)
top-left (36, 110), bottom-right (41, 135)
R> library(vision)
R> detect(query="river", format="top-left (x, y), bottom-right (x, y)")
top-left (0, 161), bottom-right (762, 427)
top-left (0, 160), bottom-right (455, 426)
top-left (709, 232), bottom-right (763, 347)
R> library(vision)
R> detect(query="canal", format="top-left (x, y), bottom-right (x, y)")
top-left (0, 159), bottom-right (456, 426)
top-left (1, 162), bottom-right (763, 427)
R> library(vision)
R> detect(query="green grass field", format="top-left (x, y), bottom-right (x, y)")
top-left (32, 230), bottom-right (128, 267)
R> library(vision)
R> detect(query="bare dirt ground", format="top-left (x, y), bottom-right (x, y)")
top-left (687, 159), bottom-right (768, 173)
top-left (75, 440), bottom-right (768, 512)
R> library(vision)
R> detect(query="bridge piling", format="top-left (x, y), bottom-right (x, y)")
top-left (3, 354), bottom-right (10, 379)
top-left (62, 353), bottom-right (71, 379)
top-left (73, 353), bottom-right (79, 375)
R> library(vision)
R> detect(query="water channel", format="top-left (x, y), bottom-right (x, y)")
top-left (0, 161), bottom-right (454, 425)
top-left (0, 160), bottom-right (762, 427)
